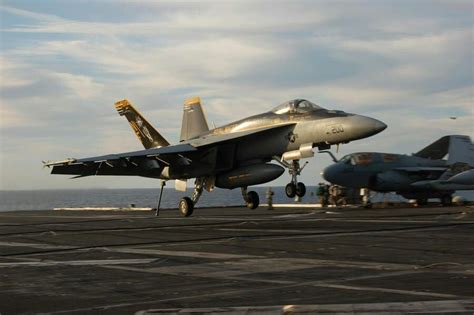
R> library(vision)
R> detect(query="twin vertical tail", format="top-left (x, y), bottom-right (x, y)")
top-left (180, 96), bottom-right (210, 142)
top-left (415, 135), bottom-right (474, 166)
top-left (446, 135), bottom-right (474, 166)
top-left (115, 99), bottom-right (170, 149)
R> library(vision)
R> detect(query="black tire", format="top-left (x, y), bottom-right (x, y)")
top-left (296, 182), bottom-right (306, 197)
top-left (285, 183), bottom-right (296, 198)
top-left (416, 198), bottom-right (428, 206)
top-left (246, 191), bottom-right (259, 209)
top-left (441, 195), bottom-right (452, 206)
top-left (179, 197), bottom-right (194, 217)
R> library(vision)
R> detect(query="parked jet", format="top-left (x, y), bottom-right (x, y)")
top-left (323, 135), bottom-right (474, 205)
top-left (44, 98), bottom-right (386, 216)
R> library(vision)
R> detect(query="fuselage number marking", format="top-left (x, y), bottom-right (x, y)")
top-left (326, 124), bottom-right (344, 135)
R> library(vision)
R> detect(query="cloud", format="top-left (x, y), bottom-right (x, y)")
top-left (52, 72), bottom-right (104, 99)
top-left (0, 56), bottom-right (35, 88)
top-left (0, 104), bottom-right (34, 128)
top-left (340, 29), bottom-right (471, 58)
top-left (1, 2), bottom-right (331, 36)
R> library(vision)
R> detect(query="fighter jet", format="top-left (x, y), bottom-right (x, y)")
top-left (44, 97), bottom-right (386, 216)
top-left (323, 135), bottom-right (474, 205)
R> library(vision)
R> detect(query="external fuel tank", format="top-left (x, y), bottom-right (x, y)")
top-left (215, 164), bottom-right (284, 189)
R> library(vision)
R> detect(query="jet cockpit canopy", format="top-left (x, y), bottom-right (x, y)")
top-left (340, 153), bottom-right (374, 166)
top-left (272, 99), bottom-right (323, 114)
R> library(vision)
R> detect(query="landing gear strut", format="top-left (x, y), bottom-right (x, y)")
top-left (178, 178), bottom-right (204, 217)
top-left (242, 187), bottom-right (259, 209)
top-left (441, 194), bottom-right (452, 206)
top-left (284, 160), bottom-right (308, 198)
top-left (416, 198), bottom-right (428, 206)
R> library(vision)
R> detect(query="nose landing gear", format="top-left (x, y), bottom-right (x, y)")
top-left (285, 182), bottom-right (306, 198)
top-left (279, 159), bottom-right (308, 198)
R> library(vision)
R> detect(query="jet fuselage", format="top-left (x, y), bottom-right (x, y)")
top-left (323, 152), bottom-right (446, 192)
top-left (174, 100), bottom-right (386, 179)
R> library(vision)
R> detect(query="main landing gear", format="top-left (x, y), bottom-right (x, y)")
top-left (178, 178), bottom-right (204, 217)
top-left (178, 197), bottom-right (194, 217)
top-left (155, 179), bottom-right (202, 218)
top-left (440, 194), bottom-right (452, 207)
top-left (156, 178), bottom-right (260, 218)
top-left (242, 187), bottom-right (259, 209)
top-left (284, 160), bottom-right (308, 198)
top-left (416, 198), bottom-right (428, 206)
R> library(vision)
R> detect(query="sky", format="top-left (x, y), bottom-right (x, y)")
top-left (0, 0), bottom-right (472, 190)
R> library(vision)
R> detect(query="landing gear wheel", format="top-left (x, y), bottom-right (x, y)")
top-left (296, 182), bottom-right (306, 197)
top-left (179, 197), bottom-right (194, 217)
top-left (285, 183), bottom-right (296, 198)
top-left (441, 195), bottom-right (452, 206)
top-left (416, 198), bottom-right (428, 206)
top-left (246, 191), bottom-right (259, 209)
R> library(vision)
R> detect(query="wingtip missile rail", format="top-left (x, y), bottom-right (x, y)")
top-left (42, 158), bottom-right (77, 168)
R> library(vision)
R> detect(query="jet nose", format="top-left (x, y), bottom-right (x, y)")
top-left (349, 115), bottom-right (387, 140)
top-left (373, 119), bottom-right (387, 134)
top-left (322, 166), bottom-right (332, 182)
top-left (322, 164), bottom-right (338, 183)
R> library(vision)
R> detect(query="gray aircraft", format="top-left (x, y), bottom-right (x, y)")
top-left (44, 97), bottom-right (386, 216)
top-left (323, 135), bottom-right (474, 205)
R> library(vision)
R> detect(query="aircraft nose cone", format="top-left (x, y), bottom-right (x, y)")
top-left (349, 115), bottom-right (387, 139)
top-left (322, 165), bottom-right (334, 183)
top-left (322, 164), bottom-right (338, 183)
top-left (373, 119), bottom-right (387, 134)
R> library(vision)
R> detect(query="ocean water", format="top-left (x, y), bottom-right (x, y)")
top-left (0, 187), bottom-right (320, 212)
top-left (1, 187), bottom-right (472, 212)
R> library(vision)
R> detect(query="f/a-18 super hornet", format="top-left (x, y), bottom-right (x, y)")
top-left (323, 135), bottom-right (474, 205)
top-left (44, 97), bottom-right (386, 216)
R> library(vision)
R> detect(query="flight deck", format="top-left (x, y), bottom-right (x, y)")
top-left (0, 205), bottom-right (473, 314)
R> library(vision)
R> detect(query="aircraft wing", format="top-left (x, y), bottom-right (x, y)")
top-left (186, 123), bottom-right (296, 147)
top-left (394, 166), bottom-right (446, 173)
top-left (411, 179), bottom-right (474, 191)
top-left (45, 123), bottom-right (295, 178)
top-left (74, 144), bottom-right (196, 164)
top-left (44, 144), bottom-right (197, 177)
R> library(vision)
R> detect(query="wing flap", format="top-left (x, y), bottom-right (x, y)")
top-left (75, 143), bottom-right (197, 163)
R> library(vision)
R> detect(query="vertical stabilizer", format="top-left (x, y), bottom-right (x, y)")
top-left (447, 135), bottom-right (474, 166)
top-left (115, 99), bottom-right (170, 149)
top-left (180, 96), bottom-right (210, 142)
top-left (415, 135), bottom-right (474, 166)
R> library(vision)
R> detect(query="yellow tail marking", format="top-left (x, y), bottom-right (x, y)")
top-left (184, 96), bottom-right (201, 106)
top-left (115, 99), bottom-right (130, 110)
